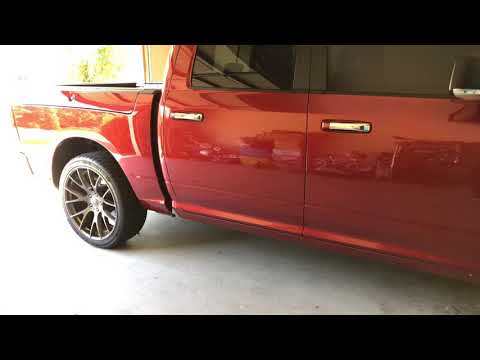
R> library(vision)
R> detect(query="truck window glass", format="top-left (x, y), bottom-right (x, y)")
top-left (316, 45), bottom-right (480, 96)
top-left (192, 45), bottom-right (296, 91)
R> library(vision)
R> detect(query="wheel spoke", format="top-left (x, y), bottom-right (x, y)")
top-left (78, 210), bottom-right (90, 230)
top-left (94, 174), bottom-right (101, 192)
top-left (64, 185), bottom-right (85, 199)
top-left (66, 198), bottom-right (87, 204)
top-left (87, 169), bottom-right (95, 189)
top-left (103, 209), bottom-right (116, 223)
top-left (89, 216), bottom-right (95, 238)
top-left (103, 199), bottom-right (115, 207)
top-left (102, 188), bottom-right (111, 199)
top-left (77, 169), bottom-right (88, 190)
top-left (101, 213), bottom-right (109, 231)
top-left (70, 207), bottom-right (90, 219)
top-left (69, 175), bottom-right (84, 189)
top-left (95, 213), bottom-right (103, 239)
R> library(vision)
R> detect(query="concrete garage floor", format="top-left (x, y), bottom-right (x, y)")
top-left (2, 149), bottom-right (480, 314)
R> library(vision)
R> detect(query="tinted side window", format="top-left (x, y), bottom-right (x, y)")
top-left (191, 45), bottom-right (296, 91)
top-left (311, 45), bottom-right (480, 96)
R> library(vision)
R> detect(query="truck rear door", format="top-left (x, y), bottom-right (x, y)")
top-left (304, 45), bottom-right (480, 278)
top-left (162, 45), bottom-right (309, 236)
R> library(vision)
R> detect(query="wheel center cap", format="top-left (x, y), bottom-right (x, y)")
top-left (89, 194), bottom-right (102, 209)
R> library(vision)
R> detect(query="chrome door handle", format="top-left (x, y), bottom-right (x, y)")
top-left (321, 120), bottom-right (371, 133)
top-left (452, 88), bottom-right (480, 101)
top-left (170, 112), bottom-right (204, 122)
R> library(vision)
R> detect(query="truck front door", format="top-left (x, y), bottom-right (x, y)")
top-left (162, 45), bottom-right (309, 236)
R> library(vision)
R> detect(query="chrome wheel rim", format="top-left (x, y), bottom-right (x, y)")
top-left (64, 167), bottom-right (117, 241)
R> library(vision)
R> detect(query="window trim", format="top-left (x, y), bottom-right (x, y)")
top-left (188, 45), bottom-right (309, 93)
top-left (310, 89), bottom-right (454, 99)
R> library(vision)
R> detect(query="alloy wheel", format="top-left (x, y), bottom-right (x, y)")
top-left (63, 167), bottom-right (117, 240)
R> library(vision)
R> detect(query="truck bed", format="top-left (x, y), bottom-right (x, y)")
top-left (11, 83), bottom-right (170, 214)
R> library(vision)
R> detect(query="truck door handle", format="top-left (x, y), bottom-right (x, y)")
top-left (170, 112), bottom-right (204, 122)
top-left (452, 88), bottom-right (480, 101)
top-left (321, 120), bottom-right (372, 134)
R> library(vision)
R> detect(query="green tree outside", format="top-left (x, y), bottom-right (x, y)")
top-left (77, 46), bottom-right (124, 83)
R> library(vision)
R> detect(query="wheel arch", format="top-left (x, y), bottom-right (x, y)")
top-left (52, 137), bottom-right (118, 188)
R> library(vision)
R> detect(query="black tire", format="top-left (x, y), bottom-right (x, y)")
top-left (59, 151), bottom-right (147, 249)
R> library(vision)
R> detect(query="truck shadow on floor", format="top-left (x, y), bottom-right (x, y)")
top-left (123, 212), bottom-right (247, 250)
top-left (120, 212), bottom-right (480, 314)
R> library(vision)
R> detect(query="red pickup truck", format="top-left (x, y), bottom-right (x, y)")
top-left (11, 45), bottom-right (480, 283)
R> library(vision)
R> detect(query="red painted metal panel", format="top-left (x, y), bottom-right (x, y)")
top-left (162, 45), bottom-right (308, 235)
top-left (305, 93), bottom-right (480, 279)
top-left (12, 89), bottom-right (169, 214)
